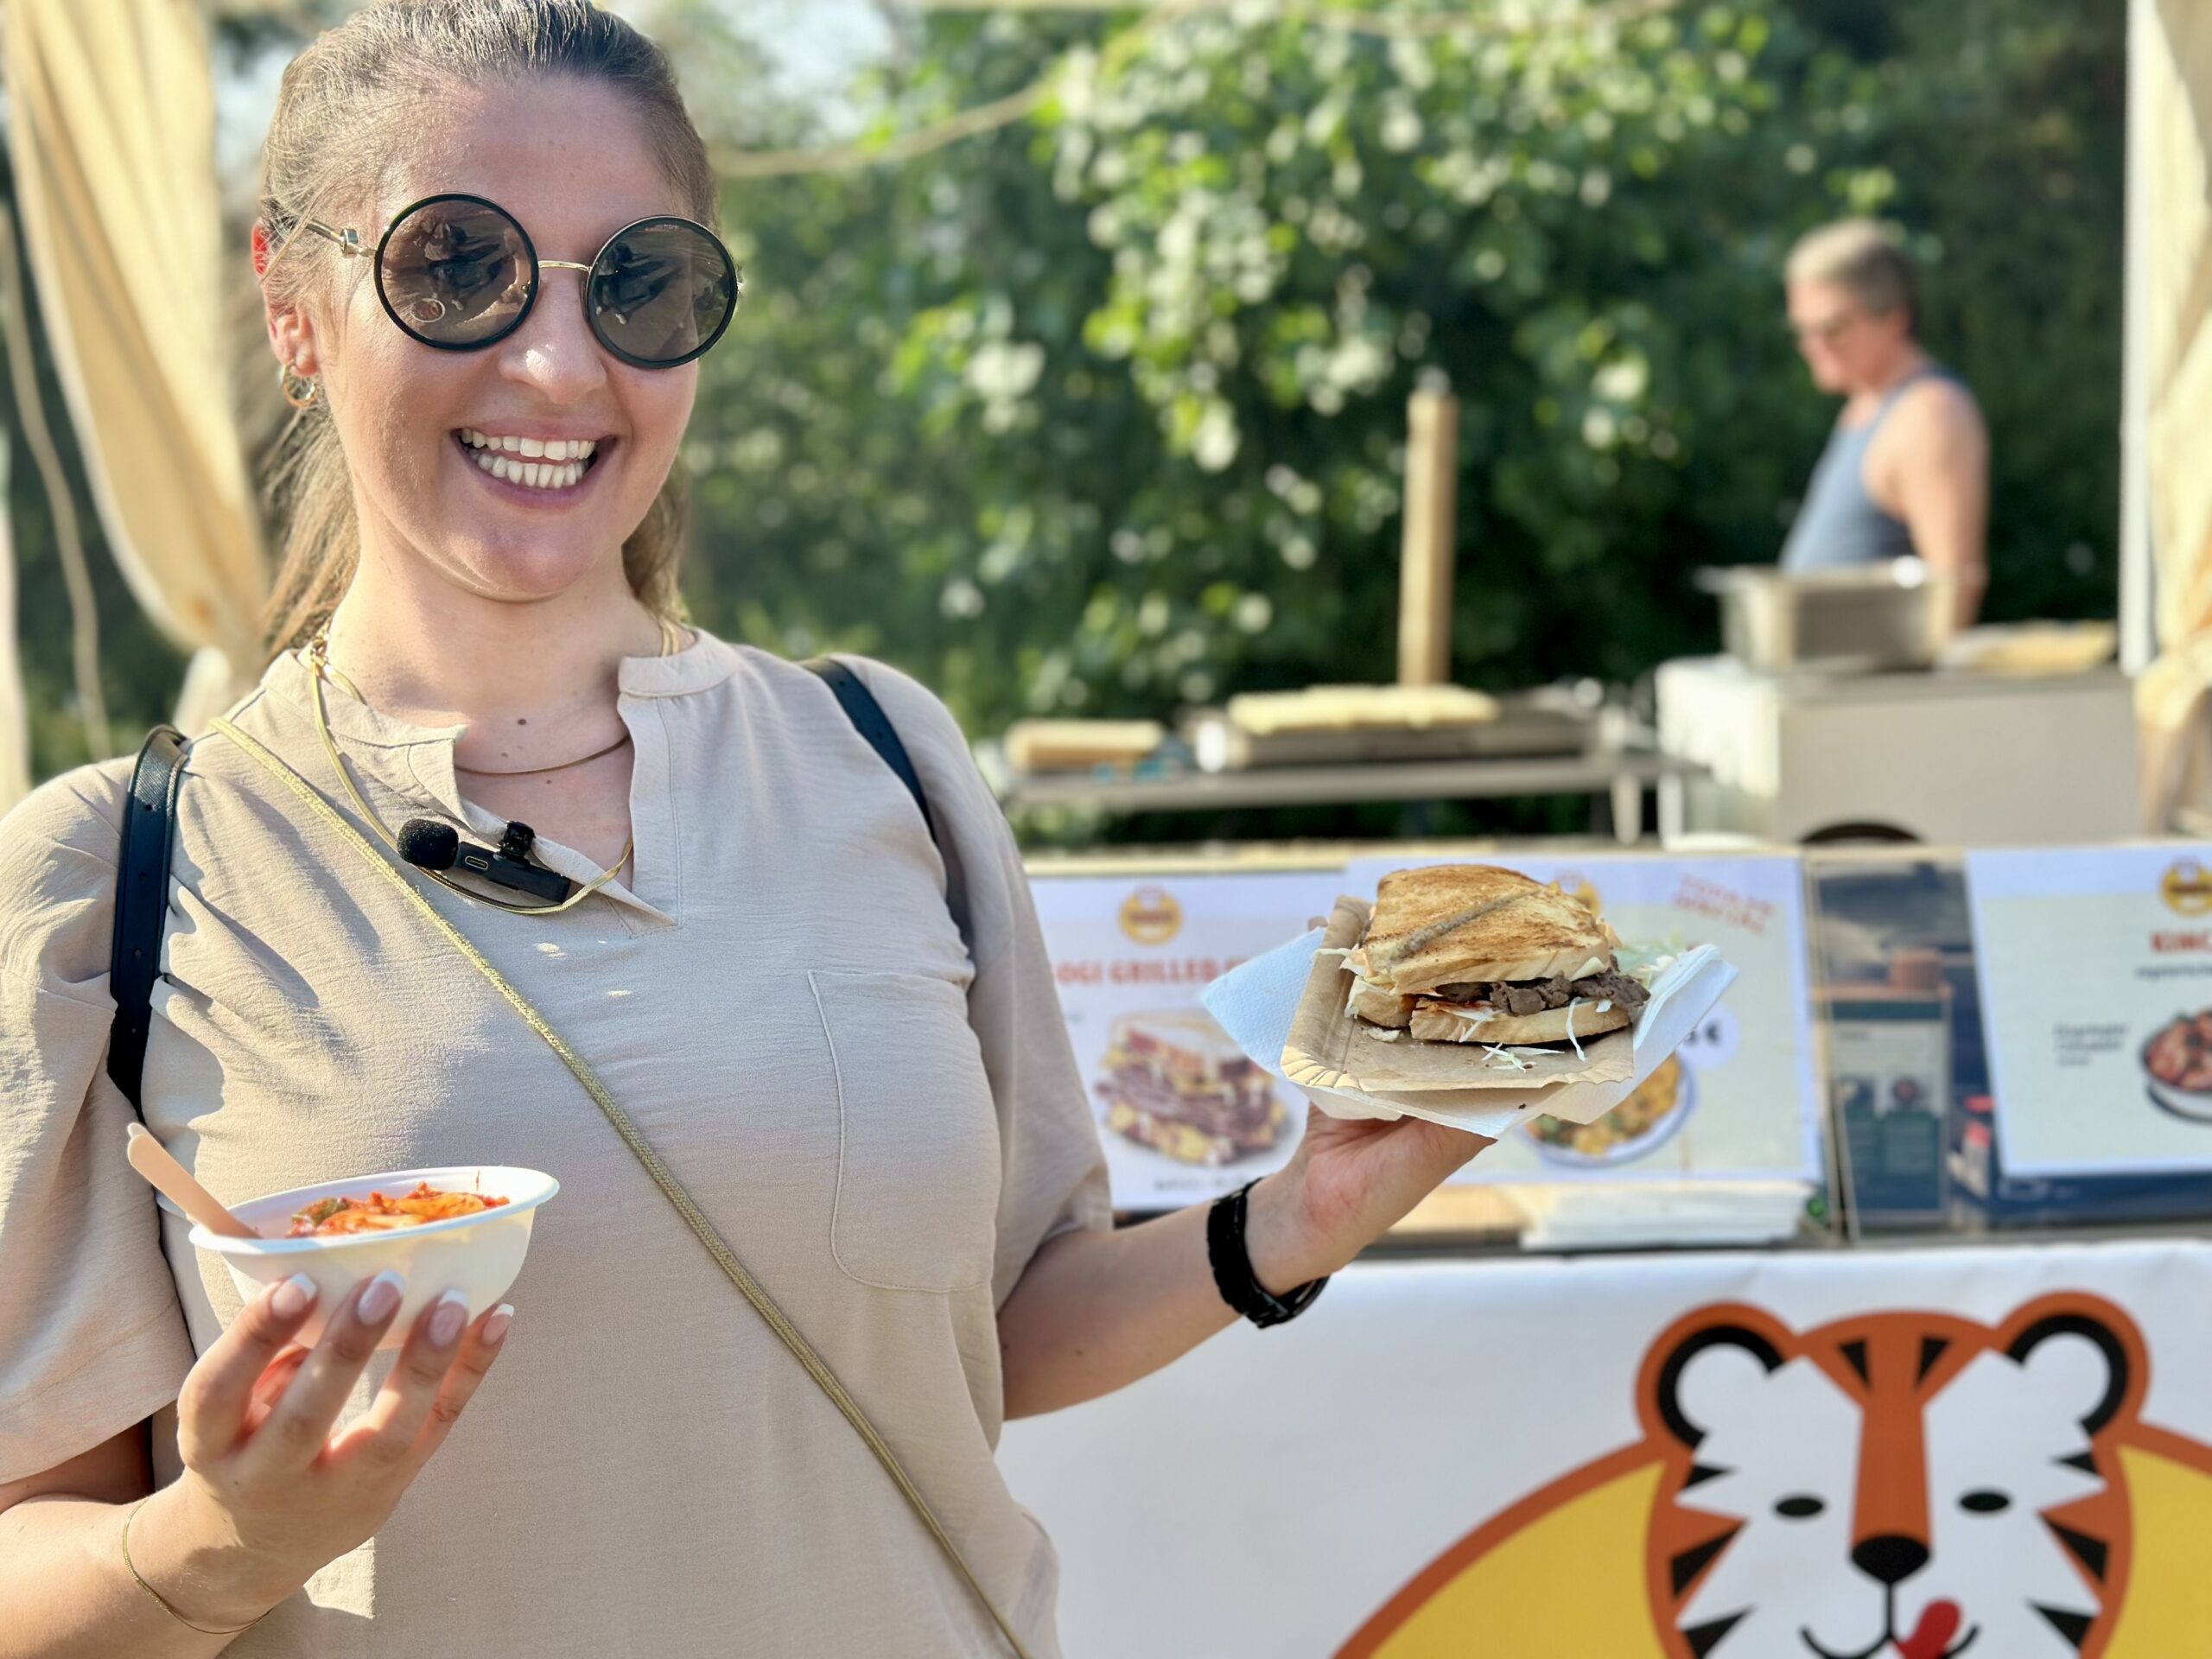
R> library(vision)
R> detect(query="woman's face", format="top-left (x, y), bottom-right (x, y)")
top-left (269, 77), bottom-right (699, 607)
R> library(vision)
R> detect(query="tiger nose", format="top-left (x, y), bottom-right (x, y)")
top-left (1852, 1534), bottom-right (1930, 1586)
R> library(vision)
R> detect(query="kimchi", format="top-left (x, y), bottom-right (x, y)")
top-left (288, 1181), bottom-right (510, 1238)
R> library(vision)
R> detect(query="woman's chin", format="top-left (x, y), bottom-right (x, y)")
top-left (430, 538), bottom-right (624, 607)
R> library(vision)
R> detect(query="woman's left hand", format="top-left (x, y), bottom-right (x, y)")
top-left (1243, 1107), bottom-right (1491, 1293)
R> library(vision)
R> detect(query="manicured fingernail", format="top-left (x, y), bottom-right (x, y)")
top-left (270, 1274), bottom-right (317, 1320)
top-left (426, 1290), bottom-right (468, 1347)
top-left (357, 1270), bottom-right (405, 1323)
top-left (481, 1304), bottom-right (514, 1346)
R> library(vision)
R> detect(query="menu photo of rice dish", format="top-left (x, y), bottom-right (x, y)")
top-left (1095, 1009), bottom-right (1288, 1168)
top-left (1524, 1053), bottom-right (1697, 1167)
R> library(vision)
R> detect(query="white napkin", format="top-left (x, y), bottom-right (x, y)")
top-left (1203, 932), bottom-right (1738, 1139)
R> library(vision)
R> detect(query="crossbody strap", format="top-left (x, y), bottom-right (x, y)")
top-left (207, 712), bottom-right (1033, 1659)
top-left (107, 725), bottom-right (188, 1115)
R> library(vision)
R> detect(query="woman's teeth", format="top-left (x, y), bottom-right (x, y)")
top-left (458, 428), bottom-right (598, 491)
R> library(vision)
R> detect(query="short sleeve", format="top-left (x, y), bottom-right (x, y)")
top-left (0, 762), bottom-right (195, 1486)
top-left (849, 662), bottom-right (1112, 1306)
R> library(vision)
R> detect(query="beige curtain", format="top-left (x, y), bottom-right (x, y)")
top-left (0, 436), bottom-right (26, 812)
top-left (3, 0), bottom-right (264, 764)
top-left (2137, 0), bottom-right (2212, 826)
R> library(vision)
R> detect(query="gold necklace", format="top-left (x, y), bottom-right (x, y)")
top-left (302, 619), bottom-right (679, 916)
top-left (454, 731), bottom-right (631, 778)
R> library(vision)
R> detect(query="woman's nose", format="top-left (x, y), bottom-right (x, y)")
top-left (498, 270), bottom-right (609, 399)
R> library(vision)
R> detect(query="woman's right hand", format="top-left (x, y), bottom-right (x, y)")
top-left (130, 1271), bottom-right (513, 1628)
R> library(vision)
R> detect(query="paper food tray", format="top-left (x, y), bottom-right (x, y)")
top-left (1203, 899), bottom-right (1737, 1141)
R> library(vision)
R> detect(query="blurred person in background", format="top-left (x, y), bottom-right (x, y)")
top-left (1779, 217), bottom-right (1989, 628)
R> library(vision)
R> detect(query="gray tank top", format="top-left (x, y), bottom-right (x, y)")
top-left (1779, 365), bottom-right (1955, 572)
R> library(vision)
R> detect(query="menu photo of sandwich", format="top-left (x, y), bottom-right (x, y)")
top-left (1095, 1009), bottom-right (1289, 1167)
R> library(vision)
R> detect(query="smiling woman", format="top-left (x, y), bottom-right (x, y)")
top-left (0, 3), bottom-right (1491, 1656)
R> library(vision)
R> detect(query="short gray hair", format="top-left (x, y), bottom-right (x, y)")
top-left (1786, 218), bottom-right (1917, 327)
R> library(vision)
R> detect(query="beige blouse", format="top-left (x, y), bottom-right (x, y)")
top-left (0, 634), bottom-right (1109, 1656)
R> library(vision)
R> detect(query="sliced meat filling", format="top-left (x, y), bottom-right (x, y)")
top-left (1429, 970), bottom-right (1649, 1017)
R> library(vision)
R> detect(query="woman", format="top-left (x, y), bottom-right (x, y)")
top-left (0, 4), bottom-right (1479, 1654)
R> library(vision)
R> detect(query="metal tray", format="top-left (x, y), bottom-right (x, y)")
top-left (1186, 701), bottom-right (1592, 772)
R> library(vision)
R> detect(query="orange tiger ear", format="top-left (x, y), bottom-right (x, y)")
top-left (2000, 1293), bottom-right (2143, 1436)
top-left (1640, 1302), bottom-right (1799, 1450)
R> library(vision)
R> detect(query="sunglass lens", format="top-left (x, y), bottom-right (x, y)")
top-left (588, 219), bottom-right (739, 367)
top-left (378, 198), bottom-right (532, 347)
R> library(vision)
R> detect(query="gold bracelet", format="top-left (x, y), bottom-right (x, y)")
top-left (120, 1498), bottom-right (273, 1638)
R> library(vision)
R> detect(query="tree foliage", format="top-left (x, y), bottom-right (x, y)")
top-left (10, 1), bottom-right (2125, 797)
top-left (680, 0), bottom-right (2123, 741)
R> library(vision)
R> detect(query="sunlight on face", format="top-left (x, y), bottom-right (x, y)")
top-left (308, 76), bottom-right (700, 609)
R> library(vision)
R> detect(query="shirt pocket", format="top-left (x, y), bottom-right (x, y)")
top-left (808, 969), bottom-right (1002, 1294)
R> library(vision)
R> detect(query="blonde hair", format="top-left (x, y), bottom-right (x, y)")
top-left (256, 0), bottom-right (716, 655)
top-left (1785, 217), bottom-right (1918, 329)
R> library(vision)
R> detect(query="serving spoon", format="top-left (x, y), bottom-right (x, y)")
top-left (124, 1123), bottom-right (259, 1239)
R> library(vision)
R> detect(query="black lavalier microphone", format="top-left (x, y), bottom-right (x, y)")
top-left (397, 817), bottom-right (576, 903)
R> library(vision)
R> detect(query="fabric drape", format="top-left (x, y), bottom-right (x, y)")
top-left (2137, 0), bottom-right (2212, 827)
top-left (3, 0), bottom-right (264, 774)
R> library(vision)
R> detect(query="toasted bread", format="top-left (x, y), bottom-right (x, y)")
top-left (1346, 976), bottom-right (1417, 1028)
top-left (1361, 865), bottom-right (1618, 992)
top-left (1408, 997), bottom-right (1636, 1046)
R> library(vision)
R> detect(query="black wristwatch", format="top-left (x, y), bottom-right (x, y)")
top-left (1206, 1181), bottom-right (1328, 1328)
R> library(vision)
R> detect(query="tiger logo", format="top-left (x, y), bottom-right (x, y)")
top-left (1338, 1294), bottom-right (2212, 1659)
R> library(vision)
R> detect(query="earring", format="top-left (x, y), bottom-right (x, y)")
top-left (278, 362), bottom-right (320, 410)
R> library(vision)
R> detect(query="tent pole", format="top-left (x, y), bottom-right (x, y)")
top-left (2120, 0), bottom-right (2157, 677)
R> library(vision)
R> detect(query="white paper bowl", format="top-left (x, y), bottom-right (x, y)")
top-left (188, 1166), bottom-right (557, 1351)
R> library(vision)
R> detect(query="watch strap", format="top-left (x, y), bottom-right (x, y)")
top-left (1206, 1181), bottom-right (1327, 1328)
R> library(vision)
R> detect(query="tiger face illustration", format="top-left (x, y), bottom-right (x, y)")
top-left (1339, 1294), bottom-right (2212, 1659)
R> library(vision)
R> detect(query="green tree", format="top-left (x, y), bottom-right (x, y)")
top-left (680, 0), bottom-right (2124, 779)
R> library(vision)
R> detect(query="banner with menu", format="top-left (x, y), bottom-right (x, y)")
top-left (1339, 852), bottom-right (1822, 1185)
top-left (1029, 868), bottom-right (1341, 1210)
top-left (1969, 843), bottom-right (2212, 1177)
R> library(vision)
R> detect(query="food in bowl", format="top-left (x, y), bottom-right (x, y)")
top-left (288, 1181), bottom-right (510, 1236)
top-left (2143, 1012), bottom-right (2212, 1122)
top-left (2146, 1012), bottom-right (2212, 1093)
top-left (189, 1165), bottom-right (556, 1351)
top-left (1525, 1055), bottom-right (1692, 1165)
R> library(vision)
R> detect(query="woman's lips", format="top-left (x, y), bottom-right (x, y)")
top-left (453, 431), bottom-right (610, 504)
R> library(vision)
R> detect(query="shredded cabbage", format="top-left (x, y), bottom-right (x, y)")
top-left (1615, 936), bottom-right (1688, 988)
top-left (1435, 1004), bottom-right (1497, 1026)
top-left (1563, 999), bottom-right (1586, 1063)
top-left (1481, 1044), bottom-right (1535, 1072)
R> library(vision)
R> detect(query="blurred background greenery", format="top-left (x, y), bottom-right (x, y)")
top-left (5, 0), bottom-right (2122, 836)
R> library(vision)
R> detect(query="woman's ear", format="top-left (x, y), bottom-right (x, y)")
top-left (255, 222), bottom-right (321, 378)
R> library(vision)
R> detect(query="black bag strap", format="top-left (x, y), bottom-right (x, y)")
top-left (105, 661), bottom-right (952, 1112)
top-left (804, 657), bottom-right (969, 948)
top-left (803, 657), bottom-right (938, 846)
top-left (108, 725), bottom-right (187, 1114)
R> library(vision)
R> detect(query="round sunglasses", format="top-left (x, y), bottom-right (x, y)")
top-left (294, 193), bottom-right (741, 369)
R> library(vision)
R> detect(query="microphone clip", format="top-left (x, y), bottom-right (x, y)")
top-left (399, 817), bottom-right (576, 905)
